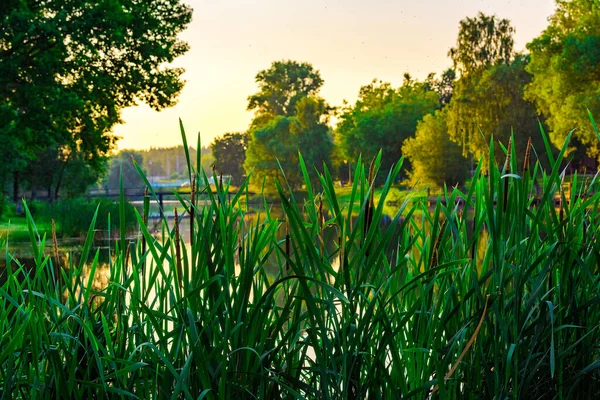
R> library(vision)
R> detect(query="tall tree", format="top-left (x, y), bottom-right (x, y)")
top-left (447, 55), bottom-right (546, 163)
top-left (448, 12), bottom-right (515, 77)
top-left (336, 76), bottom-right (439, 180)
top-left (245, 97), bottom-right (333, 191)
top-left (445, 13), bottom-right (546, 165)
top-left (211, 133), bottom-right (248, 185)
top-left (425, 68), bottom-right (457, 108)
top-left (247, 60), bottom-right (324, 129)
top-left (525, 0), bottom-right (600, 160)
top-left (0, 0), bottom-right (192, 212)
top-left (245, 61), bottom-right (332, 191)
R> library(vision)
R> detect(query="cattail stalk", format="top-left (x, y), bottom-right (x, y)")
top-left (174, 207), bottom-right (183, 289)
top-left (432, 295), bottom-right (490, 395)
top-left (503, 137), bottom-right (512, 213)
top-left (190, 175), bottom-right (196, 246)
top-left (142, 187), bottom-right (149, 263)
top-left (52, 219), bottom-right (60, 287)
top-left (285, 219), bottom-right (291, 272)
top-left (318, 196), bottom-right (324, 257)
top-left (364, 158), bottom-right (376, 241)
top-left (431, 218), bottom-right (447, 272)
top-left (523, 137), bottom-right (532, 173)
top-left (504, 136), bottom-right (513, 172)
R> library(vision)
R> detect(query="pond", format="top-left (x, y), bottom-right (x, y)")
top-left (0, 201), bottom-right (488, 293)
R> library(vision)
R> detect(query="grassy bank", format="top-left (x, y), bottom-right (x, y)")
top-left (1, 124), bottom-right (599, 399)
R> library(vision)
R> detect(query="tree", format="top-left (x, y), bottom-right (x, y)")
top-left (447, 55), bottom-right (547, 164)
top-left (0, 0), bottom-right (192, 212)
top-left (244, 61), bottom-right (332, 191)
top-left (247, 60), bottom-right (324, 129)
top-left (525, 0), bottom-right (600, 160)
top-left (402, 110), bottom-right (468, 187)
top-left (448, 12), bottom-right (515, 77)
top-left (211, 133), bottom-right (248, 185)
top-left (245, 97), bottom-right (333, 191)
top-left (336, 76), bottom-right (439, 180)
top-left (444, 14), bottom-right (547, 165)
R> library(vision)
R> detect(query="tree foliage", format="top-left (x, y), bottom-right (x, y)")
top-left (447, 55), bottom-right (546, 163)
top-left (402, 110), bottom-right (468, 187)
top-left (336, 76), bottom-right (439, 179)
top-left (449, 12), bottom-right (515, 77)
top-left (0, 0), bottom-right (192, 207)
top-left (444, 14), bottom-right (548, 166)
top-left (525, 0), bottom-right (600, 159)
top-left (211, 133), bottom-right (248, 185)
top-left (245, 97), bottom-right (332, 190)
top-left (245, 61), bottom-right (332, 191)
top-left (247, 60), bottom-right (324, 129)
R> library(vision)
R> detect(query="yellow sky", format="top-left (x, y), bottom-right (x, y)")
top-left (113, 0), bottom-right (557, 151)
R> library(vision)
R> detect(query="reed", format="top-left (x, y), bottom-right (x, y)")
top-left (1, 119), bottom-right (600, 399)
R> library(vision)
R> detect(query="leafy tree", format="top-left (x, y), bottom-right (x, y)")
top-left (447, 55), bottom-right (546, 163)
top-left (336, 76), bottom-right (439, 180)
top-left (247, 60), bottom-right (324, 129)
top-left (525, 0), bottom-right (600, 160)
top-left (211, 133), bottom-right (248, 185)
top-left (402, 110), bottom-right (468, 187)
top-left (245, 117), bottom-right (302, 190)
top-left (448, 12), bottom-right (515, 77)
top-left (245, 61), bottom-right (332, 191)
top-left (245, 97), bottom-right (333, 191)
top-left (445, 14), bottom-right (547, 166)
top-left (295, 97), bottom-right (334, 182)
top-left (0, 0), bottom-right (192, 211)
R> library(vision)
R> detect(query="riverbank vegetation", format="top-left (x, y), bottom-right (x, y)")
top-left (2, 120), bottom-right (600, 398)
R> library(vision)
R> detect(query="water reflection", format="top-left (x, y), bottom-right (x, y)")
top-left (1, 204), bottom-right (490, 299)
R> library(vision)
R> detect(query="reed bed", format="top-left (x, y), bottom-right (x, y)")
top-left (1, 121), bottom-right (600, 399)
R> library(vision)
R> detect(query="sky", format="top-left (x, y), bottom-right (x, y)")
top-left (113, 0), bottom-right (557, 151)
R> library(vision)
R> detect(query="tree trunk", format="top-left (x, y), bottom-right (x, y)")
top-left (13, 171), bottom-right (19, 203)
top-left (54, 160), bottom-right (68, 201)
top-left (30, 170), bottom-right (37, 200)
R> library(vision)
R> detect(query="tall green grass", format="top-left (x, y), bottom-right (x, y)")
top-left (1, 120), bottom-right (599, 399)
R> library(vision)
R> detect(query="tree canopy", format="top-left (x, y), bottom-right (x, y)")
top-left (443, 13), bottom-right (549, 167)
top-left (245, 96), bottom-right (333, 190)
top-left (0, 0), bottom-right (192, 208)
top-left (525, 0), bottom-right (600, 159)
top-left (446, 54), bottom-right (546, 163)
top-left (247, 60), bottom-right (324, 129)
top-left (336, 76), bottom-right (439, 180)
top-left (449, 12), bottom-right (515, 77)
top-left (245, 61), bottom-right (332, 191)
